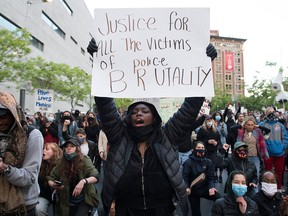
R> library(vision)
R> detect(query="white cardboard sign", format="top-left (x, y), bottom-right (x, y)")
top-left (92, 8), bottom-right (214, 98)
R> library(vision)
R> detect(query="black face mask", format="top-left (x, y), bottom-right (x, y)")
top-left (87, 117), bottom-right (94, 122)
top-left (63, 116), bottom-right (71, 120)
top-left (193, 149), bottom-right (206, 157)
top-left (267, 112), bottom-right (275, 121)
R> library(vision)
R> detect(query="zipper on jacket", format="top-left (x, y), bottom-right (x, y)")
top-left (141, 157), bottom-right (147, 209)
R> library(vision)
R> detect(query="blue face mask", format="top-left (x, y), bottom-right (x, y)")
top-left (232, 184), bottom-right (247, 197)
top-left (215, 116), bottom-right (221, 121)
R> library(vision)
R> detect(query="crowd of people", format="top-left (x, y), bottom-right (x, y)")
top-left (2, 42), bottom-right (288, 216)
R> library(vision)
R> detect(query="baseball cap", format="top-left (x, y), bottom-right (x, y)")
top-left (62, 139), bottom-right (80, 148)
top-left (234, 141), bottom-right (248, 149)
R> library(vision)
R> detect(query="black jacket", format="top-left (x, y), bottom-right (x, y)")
top-left (212, 194), bottom-right (259, 215)
top-left (95, 96), bottom-right (204, 216)
top-left (182, 154), bottom-right (216, 191)
top-left (220, 155), bottom-right (258, 185)
top-left (252, 191), bottom-right (282, 216)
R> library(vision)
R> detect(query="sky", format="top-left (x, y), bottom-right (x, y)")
top-left (83, 0), bottom-right (288, 90)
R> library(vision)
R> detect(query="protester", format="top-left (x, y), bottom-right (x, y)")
top-left (73, 128), bottom-right (100, 170)
top-left (237, 116), bottom-right (269, 178)
top-left (84, 111), bottom-right (100, 143)
top-left (197, 115), bottom-right (222, 182)
top-left (94, 96), bottom-right (206, 216)
top-left (182, 141), bottom-right (221, 216)
top-left (260, 107), bottom-right (288, 190)
top-left (58, 111), bottom-right (78, 146)
top-left (40, 113), bottom-right (59, 144)
top-left (252, 170), bottom-right (288, 216)
top-left (47, 139), bottom-right (99, 216)
top-left (88, 37), bottom-right (217, 216)
top-left (212, 111), bottom-right (228, 182)
top-left (36, 142), bottom-right (62, 216)
top-left (0, 92), bottom-right (44, 215)
top-left (211, 170), bottom-right (259, 215)
top-left (98, 129), bottom-right (108, 161)
top-left (220, 141), bottom-right (258, 197)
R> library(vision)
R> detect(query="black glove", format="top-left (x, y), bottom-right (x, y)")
top-left (206, 43), bottom-right (217, 61)
top-left (87, 38), bottom-right (98, 57)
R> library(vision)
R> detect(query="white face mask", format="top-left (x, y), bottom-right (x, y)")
top-left (261, 182), bottom-right (277, 197)
top-left (207, 122), bottom-right (213, 127)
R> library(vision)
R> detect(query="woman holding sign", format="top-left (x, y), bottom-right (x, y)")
top-left (88, 38), bottom-right (217, 216)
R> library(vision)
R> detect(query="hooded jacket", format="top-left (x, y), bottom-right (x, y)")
top-left (95, 96), bottom-right (204, 216)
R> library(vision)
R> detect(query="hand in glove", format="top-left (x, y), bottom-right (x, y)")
top-left (206, 43), bottom-right (217, 61)
top-left (87, 38), bottom-right (98, 57)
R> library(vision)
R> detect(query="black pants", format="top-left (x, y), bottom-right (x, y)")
top-left (189, 189), bottom-right (221, 216)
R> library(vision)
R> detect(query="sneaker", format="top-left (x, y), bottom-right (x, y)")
top-left (218, 176), bottom-right (223, 183)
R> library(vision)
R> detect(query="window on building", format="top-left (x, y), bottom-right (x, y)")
top-left (70, 36), bottom-right (77, 45)
top-left (60, 0), bottom-right (73, 16)
top-left (30, 36), bottom-right (44, 51)
top-left (0, 14), bottom-right (19, 31)
top-left (226, 74), bottom-right (232, 80)
top-left (41, 12), bottom-right (65, 39)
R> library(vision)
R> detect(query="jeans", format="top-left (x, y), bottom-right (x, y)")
top-left (35, 197), bottom-right (50, 216)
top-left (248, 156), bottom-right (261, 178)
top-left (178, 151), bottom-right (191, 165)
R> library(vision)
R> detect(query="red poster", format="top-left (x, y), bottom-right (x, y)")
top-left (225, 52), bottom-right (234, 71)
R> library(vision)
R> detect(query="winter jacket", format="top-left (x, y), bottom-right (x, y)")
top-left (252, 190), bottom-right (282, 216)
top-left (212, 194), bottom-right (259, 215)
top-left (260, 120), bottom-right (288, 156)
top-left (47, 156), bottom-right (99, 215)
top-left (182, 154), bottom-right (216, 191)
top-left (94, 96), bottom-right (204, 216)
top-left (220, 155), bottom-right (258, 185)
top-left (237, 127), bottom-right (269, 160)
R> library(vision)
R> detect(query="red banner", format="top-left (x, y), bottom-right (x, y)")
top-left (225, 52), bottom-right (234, 71)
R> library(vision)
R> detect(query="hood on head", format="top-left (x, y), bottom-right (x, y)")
top-left (125, 101), bottom-right (162, 127)
top-left (0, 92), bottom-right (22, 128)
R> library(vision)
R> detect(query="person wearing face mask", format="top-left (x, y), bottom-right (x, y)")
top-left (197, 115), bottom-right (222, 181)
top-left (183, 141), bottom-right (221, 216)
top-left (40, 113), bottom-right (59, 144)
top-left (252, 170), bottom-right (288, 216)
top-left (212, 170), bottom-right (259, 215)
top-left (72, 128), bottom-right (99, 169)
top-left (212, 111), bottom-right (228, 183)
top-left (47, 139), bottom-right (99, 216)
top-left (220, 142), bottom-right (258, 197)
top-left (84, 111), bottom-right (100, 143)
top-left (259, 107), bottom-right (288, 191)
top-left (58, 111), bottom-right (78, 146)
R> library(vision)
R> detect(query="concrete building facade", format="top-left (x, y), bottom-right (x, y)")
top-left (0, 0), bottom-right (95, 114)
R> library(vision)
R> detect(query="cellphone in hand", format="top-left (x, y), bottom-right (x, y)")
top-left (54, 180), bottom-right (62, 186)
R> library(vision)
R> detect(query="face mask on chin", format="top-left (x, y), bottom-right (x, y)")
top-left (261, 182), bottom-right (277, 197)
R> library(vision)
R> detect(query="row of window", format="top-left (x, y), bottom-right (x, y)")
top-left (0, 5), bottom-right (90, 63)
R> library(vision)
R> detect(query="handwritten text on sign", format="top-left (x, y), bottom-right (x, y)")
top-left (34, 89), bottom-right (53, 113)
top-left (92, 8), bottom-right (213, 98)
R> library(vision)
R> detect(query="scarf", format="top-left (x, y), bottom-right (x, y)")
top-left (127, 125), bottom-right (154, 143)
top-left (0, 92), bottom-right (27, 215)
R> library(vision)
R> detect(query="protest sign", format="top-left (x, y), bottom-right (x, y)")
top-left (92, 8), bottom-right (213, 98)
top-left (34, 89), bottom-right (53, 113)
